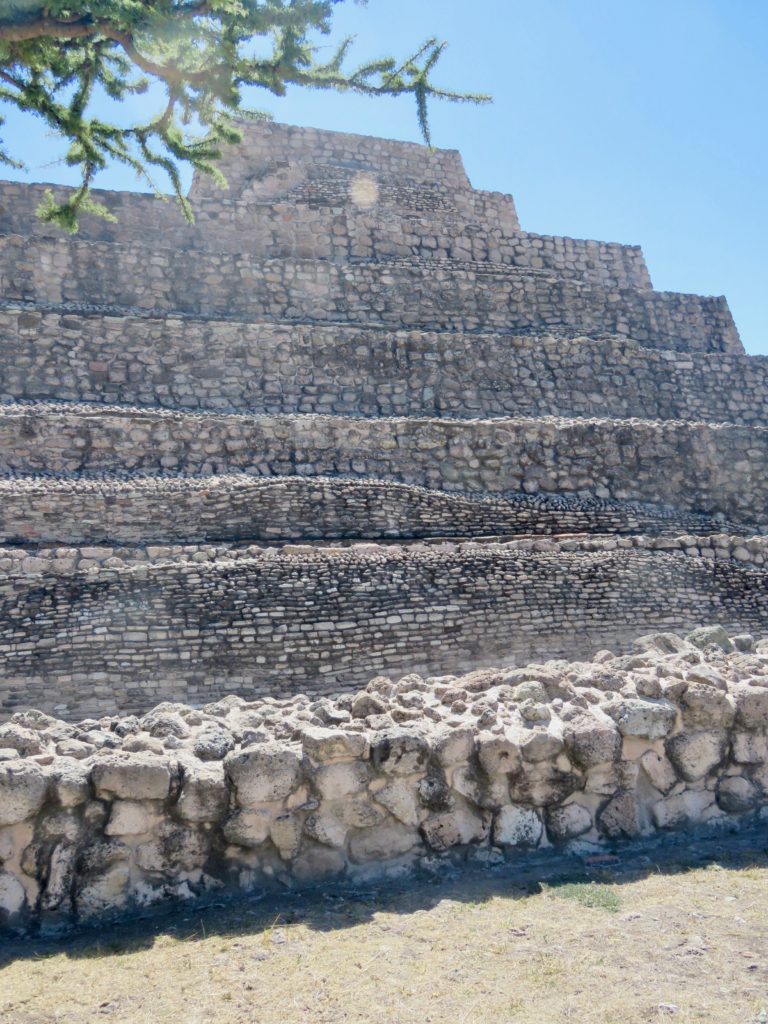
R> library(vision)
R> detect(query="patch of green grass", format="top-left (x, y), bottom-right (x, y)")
top-left (545, 881), bottom-right (622, 913)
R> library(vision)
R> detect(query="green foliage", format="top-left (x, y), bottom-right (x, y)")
top-left (0, 0), bottom-right (490, 230)
top-left (543, 881), bottom-right (622, 913)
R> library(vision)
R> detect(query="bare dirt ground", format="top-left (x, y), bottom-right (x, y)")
top-left (1, 839), bottom-right (767, 1024)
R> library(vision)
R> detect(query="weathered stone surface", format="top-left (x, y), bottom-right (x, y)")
top-left (597, 791), bottom-right (641, 838)
top-left (681, 684), bottom-right (735, 729)
top-left (716, 776), bottom-right (757, 813)
top-left (546, 802), bottom-right (593, 841)
top-left (301, 727), bottom-right (367, 765)
top-left (639, 751), bottom-right (678, 794)
top-left (563, 713), bottom-right (622, 768)
top-left (92, 754), bottom-right (171, 802)
top-left (222, 808), bottom-right (272, 849)
top-left (105, 800), bottom-right (157, 837)
top-left (607, 699), bottom-right (678, 740)
top-left (686, 625), bottom-right (735, 653)
top-left (421, 804), bottom-right (490, 851)
top-left (666, 731), bottom-right (727, 782)
top-left (1, 623), bottom-right (767, 935)
top-left (348, 821), bottom-right (419, 863)
top-left (493, 805), bottom-right (543, 846)
top-left (652, 790), bottom-right (716, 829)
top-left (0, 762), bottom-right (47, 825)
top-left (370, 730), bottom-right (429, 775)
top-left (177, 763), bottom-right (229, 822)
top-left (224, 744), bottom-right (301, 805)
top-left (732, 684), bottom-right (768, 731)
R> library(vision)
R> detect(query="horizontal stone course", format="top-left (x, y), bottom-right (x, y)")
top-left (0, 404), bottom-right (765, 525)
top-left (0, 544), bottom-right (765, 718)
top-left (0, 529), bottom-right (766, 574)
top-left (1, 310), bottom-right (765, 423)
top-left (0, 475), bottom-right (733, 546)
top-left (2, 630), bottom-right (768, 934)
top-left (0, 234), bottom-right (739, 351)
top-left (0, 182), bottom-right (653, 289)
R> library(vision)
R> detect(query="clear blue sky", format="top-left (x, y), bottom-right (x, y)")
top-left (2, 0), bottom-right (766, 353)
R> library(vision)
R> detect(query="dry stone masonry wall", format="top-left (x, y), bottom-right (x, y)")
top-left (0, 404), bottom-right (765, 526)
top-left (1, 542), bottom-right (766, 719)
top-left (2, 311), bottom-right (766, 425)
top-left (0, 119), bottom-right (765, 734)
top-left (1, 628), bottom-right (768, 934)
top-left (0, 476), bottom-right (735, 547)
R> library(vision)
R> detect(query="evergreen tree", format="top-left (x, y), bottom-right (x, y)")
top-left (0, 1), bottom-right (489, 230)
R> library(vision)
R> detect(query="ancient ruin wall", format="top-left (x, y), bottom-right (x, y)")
top-left (1, 406), bottom-right (765, 526)
top-left (0, 477), bottom-right (733, 547)
top-left (0, 235), bottom-right (739, 351)
top-left (0, 183), bottom-right (650, 289)
top-left (1, 629), bottom-right (767, 934)
top-left (1, 545), bottom-right (766, 718)
top-left (2, 311), bottom-right (766, 424)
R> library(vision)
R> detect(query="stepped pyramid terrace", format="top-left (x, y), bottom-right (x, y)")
top-left (0, 120), bottom-right (765, 721)
top-left (2, 121), bottom-right (768, 934)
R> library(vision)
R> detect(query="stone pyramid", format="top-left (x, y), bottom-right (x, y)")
top-left (0, 120), bottom-right (765, 719)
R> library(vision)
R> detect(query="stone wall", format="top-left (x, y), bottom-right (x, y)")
top-left (1, 405), bottom-right (765, 526)
top-left (0, 476), bottom-right (731, 547)
top-left (0, 183), bottom-right (653, 290)
top-left (2, 309), bottom-right (765, 423)
top-left (1, 530), bottom-right (766, 575)
top-left (0, 235), bottom-right (739, 351)
top-left (0, 543), bottom-right (766, 718)
top-left (2, 628), bottom-right (767, 935)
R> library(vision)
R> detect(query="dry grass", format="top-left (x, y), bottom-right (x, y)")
top-left (2, 853), bottom-right (767, 1024)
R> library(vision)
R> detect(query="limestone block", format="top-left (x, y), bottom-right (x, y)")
top-left (652, 790), bottom-right (716, 829)
top-left (348, 820), bottom-right (419, 863)
top-left (639, 750), bottom-right (677, 794)
top-left (518, 726), bottom-right (564, 763)
top-left (0, 761), bottom-right (48, 826)
top-left (666, 730), bottom-right (727, 782)
top-left (291, 842), bottom-right (345, 883)
top-left (607, 698), bottom-right (677, 740)
top-left (303, 810), bottom-right (348, 848)
top-left (92, 753), bottom-right (171, 801)
top-left (312, 761), bottom-right (369, 801)
top-left (685, 625), bottom-right (734, 653)
top-left (420, 803), bottom-right (490, 851)
top-left (75, 863), bottom-right (131, 919)
top-left (301, 726), bottom-right (367, 764)
top-left (509, 764), bottom-right (581, 807)
top-left (432, 725), bottom-right (474, 767)
top-left (105, 800), bottom-right (158, 836)
top-left (222, 808), bottom-right (272, 848)
top-left (192, 728), bottom-right (235, 761)
top-left (563, 712), bottom-right (622, 769)
top-left (224, 744), bottom-right (301, 805)
top-left (39, 843), bottom-right (77, 912)
top-left (370, 730), bottom-right (429, 775)
top-left (47, 758), bottom-right (90, 808)
top-left (681, 683), bottom-right (735, 729)
top-left (371, 779), bottom-right (420, 826)
top-left (545, 801), bottom-right (593, 842)
top-left (477, 731), bottom-right (522, 776)
top-left (270, 815), bottom-right (303, 860)
top-left (731, 732), bottom-right (768, 765)
top-left (716, 776), bottom-right (757, 813)
top-left (732, 684), bottom-right (768, 731)
top-left (492, 805), bottom-right (543, 847)
top-left (597, 791), bottom-right (641, 838)
top-left (0, 870), bottom-right (27, 918)
top-left (176, 762), bottom-right (229, 822)
top-left (138, 824), bottom-right (209, 872)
